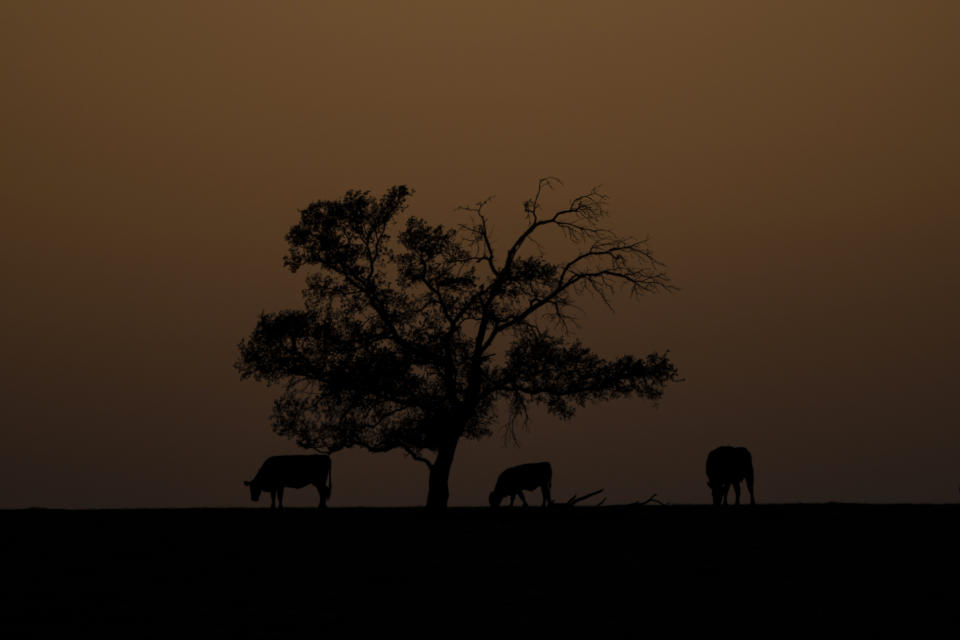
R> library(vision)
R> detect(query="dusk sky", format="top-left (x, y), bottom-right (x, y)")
top-left (1, 2), bottom-right (958, 508)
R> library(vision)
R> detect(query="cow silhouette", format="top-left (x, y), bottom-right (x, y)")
top-left (706, 446), bottom-right (755, 506)
top-left (243, 454), bottom-right (332, 509)
top-left (489, 462), bottom-right (552, 508)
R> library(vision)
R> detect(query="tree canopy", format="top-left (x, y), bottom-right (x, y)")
top-left (236, 178), bottom-right (680, 508)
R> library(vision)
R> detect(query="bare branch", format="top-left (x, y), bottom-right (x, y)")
top-left (457, 197), bottom-right (499, 277)
top-left (550, 489), bottom-right (605, 507)
top-left (401, 446), bottom-right (435, 470)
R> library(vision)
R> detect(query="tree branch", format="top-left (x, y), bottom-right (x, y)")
top-left (401, 446), bottom-right (434, 470)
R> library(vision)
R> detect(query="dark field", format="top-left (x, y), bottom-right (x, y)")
top-left (3, 505), bottom-right (958, 636)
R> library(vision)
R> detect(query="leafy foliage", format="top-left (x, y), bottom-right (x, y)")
top-left (237, 179), bottom-right (679, 478)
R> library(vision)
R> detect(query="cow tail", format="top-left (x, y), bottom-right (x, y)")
top-left (326, 463), bottom-right (333, 499)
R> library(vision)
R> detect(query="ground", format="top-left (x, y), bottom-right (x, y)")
top-left (2, 505), bottom-right (957, 636)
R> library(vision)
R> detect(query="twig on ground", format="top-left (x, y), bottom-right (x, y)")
top-left (550, 489), bottom-right (605, 507)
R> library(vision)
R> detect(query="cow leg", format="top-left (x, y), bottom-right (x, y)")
top-left (542, 484), bottom-right (551, 507)
top-left (745, 471), bottom-right (756, 505)
top-left (732, 480), bottom-right (742, 505)
top-left (519, 491), bottom-right (529, 507)
top-left (509, 494), bottom-right (516, 507)
top-left (277, 487), bottom-right (284, 510)
top-left (269, 491), bottom-right (277, 509)
top-left (316, 483), bottom-right (327, 508)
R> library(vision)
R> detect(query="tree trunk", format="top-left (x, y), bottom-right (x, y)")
top-left (425, 439), bottom-right (458, 510)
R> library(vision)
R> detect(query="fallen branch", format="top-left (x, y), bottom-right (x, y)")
top-left (550, 489), bottom-right (605, 507)
top-left (631, 493), bottom-right (666, 506)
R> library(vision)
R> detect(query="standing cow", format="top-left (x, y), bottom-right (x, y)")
top-left (489, 462), bottom-right (553, 508)
top-left (706, 446), bottom-right (755, 506)
top-left (243, 454), bottom-right (332, 509)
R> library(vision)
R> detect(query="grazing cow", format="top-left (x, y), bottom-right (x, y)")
top-left (489, 462), bottom-right (552, 508)
top-left (243, 455), bottom-right (332, 509)
top-left (706, 446), bottom-right (755, 506)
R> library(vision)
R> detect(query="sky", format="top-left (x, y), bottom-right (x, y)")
top-left (1, 1), bottom-right (958, 507)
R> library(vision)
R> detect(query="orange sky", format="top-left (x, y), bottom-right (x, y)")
top-left (1, 2), bottom-right (958, 507)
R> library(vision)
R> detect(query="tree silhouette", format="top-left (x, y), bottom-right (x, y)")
top-left (236, 178), bottom-right (679, 509)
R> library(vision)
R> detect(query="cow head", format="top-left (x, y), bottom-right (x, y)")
top-left (488, 491), bottom-right (503, 508)
top-left (243, 480), bottom-right (262, 502)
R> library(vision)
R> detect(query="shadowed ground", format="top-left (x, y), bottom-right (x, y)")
top-left (2, 505), bottom-right (957, 635)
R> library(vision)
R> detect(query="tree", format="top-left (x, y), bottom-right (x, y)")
top-left (236, 178), bottom-right (679, 509)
